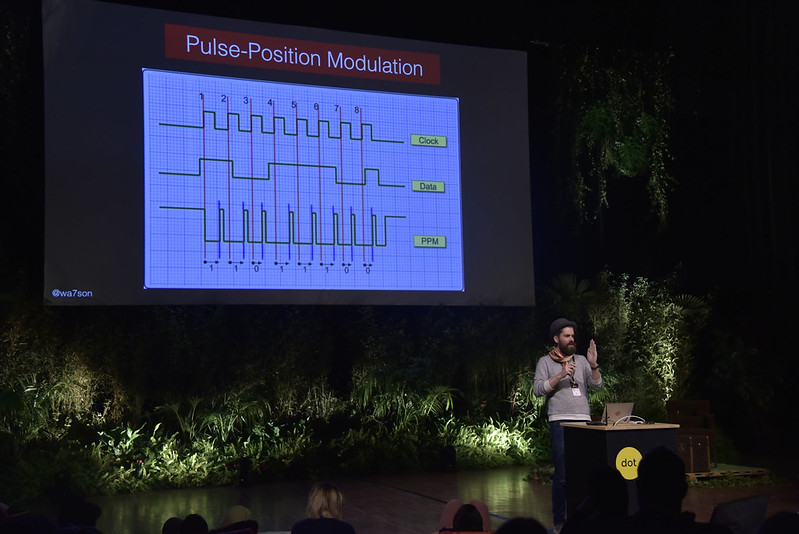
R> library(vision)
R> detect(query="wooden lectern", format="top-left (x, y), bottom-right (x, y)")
top-left (561, 422), bottom-right (679, 515)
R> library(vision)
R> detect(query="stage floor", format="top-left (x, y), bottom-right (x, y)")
top-left (86, 465), bottom-right (798, 534)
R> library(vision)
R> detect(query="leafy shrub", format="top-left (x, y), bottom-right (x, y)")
top-left (0, 282), bottom-right (712, 503)
top-left (590, 272), bottom-right (708, 419)
top-left (441, 417), bottom-right (545, 469)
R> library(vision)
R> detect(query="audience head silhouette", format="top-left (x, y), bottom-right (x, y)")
top-left (495, 517), bottom-right (547, 534)
top-left (452, 504), bottom-right (484, 532)
top-left (292, 483), bottom-right (356, 534)
top-left (306, 482), bottom-right (345, 520)
top-left (437, 498), bottom-right (491, 532)
top-left (636, 446), bottom-right (688, 516)
top-left (217, 505), bottom-right (250, 526)
top-left (587, 464), bottom-right (628, 517)
top-left (212, 504), bottom-right (257, 533)
top-left (162, 516), bottom-right (184, 534)
top-left (180, 513), bottom-right (209, 534)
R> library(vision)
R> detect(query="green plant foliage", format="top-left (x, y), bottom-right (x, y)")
top-left (506, 368), bottom-right (546, 423)
top-left (556, 46), bottom-right (674, 226)
top-left (541, 273), bottom-right (597, 327)
top-left (0, 288), bottom-right (715, 502)
top-left (589, 272), bottom-right (708, 418)
top-left (441, 417), bottom-right (545, 469)
top-left (540, 271), bottom-right (709, 421)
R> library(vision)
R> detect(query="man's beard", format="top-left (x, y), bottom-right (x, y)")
top-left (558, 340), bottom-right (577, 356)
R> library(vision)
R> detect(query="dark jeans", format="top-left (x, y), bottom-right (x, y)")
top-left (549, 420), bottom-right (582, 525)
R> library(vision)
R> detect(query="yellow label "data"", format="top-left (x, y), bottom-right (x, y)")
top-left (412, 180), bottom-right (445, 193)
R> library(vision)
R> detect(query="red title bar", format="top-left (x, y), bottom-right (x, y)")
top-left (164, 24), bottom-right (441, 85)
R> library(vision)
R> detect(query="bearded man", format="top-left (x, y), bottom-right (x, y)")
top-left (533, 318), bottom-right (602, 533)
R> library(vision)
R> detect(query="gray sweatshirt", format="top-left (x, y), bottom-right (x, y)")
top-left (533, 353), bottom-right (603, 421)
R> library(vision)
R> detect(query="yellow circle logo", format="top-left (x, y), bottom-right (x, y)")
top-left (615, 446), bottom-right (643, 480)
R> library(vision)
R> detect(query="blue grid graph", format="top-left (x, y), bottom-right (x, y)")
top-left (143, 69), bottom-right (463, 291)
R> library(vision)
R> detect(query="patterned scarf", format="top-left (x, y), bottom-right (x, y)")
top-left (549, 348), bottom-right (573, 363)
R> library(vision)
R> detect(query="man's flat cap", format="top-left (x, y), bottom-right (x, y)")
top-left (549, 318), bottom-right (577, 339)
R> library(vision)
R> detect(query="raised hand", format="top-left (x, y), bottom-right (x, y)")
top-left (587, 339), bottom-right (598, 367)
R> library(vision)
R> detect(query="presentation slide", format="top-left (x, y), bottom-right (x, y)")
top-left (42, 0), bottom-right (534, 306)
top-left (144, 70), bottom-right (463, 291)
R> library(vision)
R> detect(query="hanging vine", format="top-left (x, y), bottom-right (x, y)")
top-left (555, 46), bottom-right (674, 227)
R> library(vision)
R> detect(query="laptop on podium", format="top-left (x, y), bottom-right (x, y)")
top-left (601, 402), bottom-right (635, 425)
